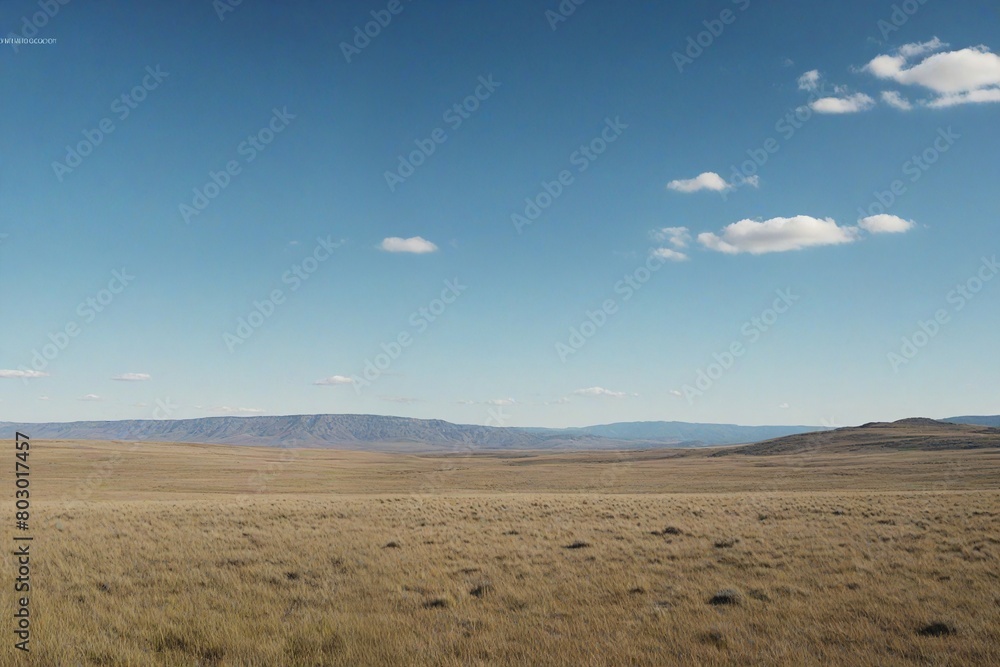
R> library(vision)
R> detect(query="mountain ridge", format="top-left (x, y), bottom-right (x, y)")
top-left (0, 413), bottom-right (820, 451)
top-left (1, 414), bottom-right (994, 452)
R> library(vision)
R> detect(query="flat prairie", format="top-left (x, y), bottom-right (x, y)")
top-left (2, 440), bottom-right (999, 666)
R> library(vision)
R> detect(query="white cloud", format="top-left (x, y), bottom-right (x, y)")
top-left (313, 375), bottom-right (355, 386)
top-left (379, 236), bottom-right (439, 254)
top-left (37, 396), bottom-right (49, 401)
top-left (698, 216), bottom-right (861, 255)
top-left (864, 40), bottom-right (1000, 107)
top-left (572, 387), bottom-right (627, 398)
top-left (880, 90), bottom-right (913, 110)
top-left (215, 406), bottom-right (264, 414)
top-left (858, 214), bottom-right (916, 234)
top-left (0, 369), bottom-right (49, 379)
top-left (778, 402), bottom-right (790, 409)
top-left (78, 394), bottom-right (102, 401)
top-left (810, 93), bottom-right (876, 114)
top-left (669, 389), bottom-right (683, 398)
top-left (112, 373), bottom-right (151, 381)
top-left (651, 247), bottom-right (689, 262)
top-left (798, 69), bottom-right (821, 91)
top-left (667, 172), bottom-right (730, 193)
top-left (487, 398), bottom-right (516, 406)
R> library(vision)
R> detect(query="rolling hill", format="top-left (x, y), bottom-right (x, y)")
top-left (715, 418), bottom-right (1000, 456)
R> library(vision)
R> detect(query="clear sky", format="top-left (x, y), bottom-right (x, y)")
top-left (1, 0), bottom-right (998, 427)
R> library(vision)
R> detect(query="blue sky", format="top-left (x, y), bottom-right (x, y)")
top-left (1, 0), bottom-right (998, 428)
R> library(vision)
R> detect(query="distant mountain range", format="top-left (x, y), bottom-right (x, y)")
top-left (0, 414), bottom-right (995, 452)
top-left (0, 414), bottom-right (823, 451)
top-left (944, 415), bottom-right (1000, 428)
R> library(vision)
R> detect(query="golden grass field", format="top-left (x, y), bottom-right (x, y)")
top-left (3, 440), bottom-right (1000, 666)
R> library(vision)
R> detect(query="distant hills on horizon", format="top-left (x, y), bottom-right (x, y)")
top-left (716, 417), bottom-right (1000, 456)
top-left (0, 413), bottom-right (997, 451)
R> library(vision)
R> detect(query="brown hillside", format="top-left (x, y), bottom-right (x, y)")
top-left (714, 418), bottom-right (1000, 456)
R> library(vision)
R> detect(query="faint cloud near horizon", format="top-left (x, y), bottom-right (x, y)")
top-left (112, 373), bottom-right (151, 381)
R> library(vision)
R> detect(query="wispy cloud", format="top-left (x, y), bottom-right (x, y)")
top-left (572, 387), bottom-right (627, 398)
top-left (651, 226), bottom-right (691, 248)
top-left (313, 375), bottom-right (355, 386)
top-left (880, 90), bottom-right (913, 110)
top-left (214, 406), bottom-right (264, 414)
top-left (78, 394), bottom-right (102, 401)
top-left (651, 247), bottom-right (689, 262)
top-left (797, 69), bottom-right (821, 91)
top-left (112, 373), bottom-right (151, 381)
top-left (0, 369), bottom-right (49, 379)
top-left (379, 396), bottom-right (422, 404)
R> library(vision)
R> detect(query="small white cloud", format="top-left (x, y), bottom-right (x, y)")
top-left (487, 398), bottom-right (516, 406)
top-left (880, 90), bottom-right (913, 110)
top-left (313, 375), bottom-right (355, 386)
top-left (112, 373), bottom-right (151, 381)
top-left (379, 236), bottom-right (439, 254)
top-left (810, 93), bottom-right (876, 114)
top-left (858, 214), bottom-right (916, 234)
top-left (667, 172), bottom-right (730, 193)
top-left (78, 394), bottom-right (102, 401)
top-left (651, 248), bottom-right (689, 262)
top-left (651, 226), bottom-right (691, 248)
top-left (37, 396), bottom-right (49, 401)
top-left (698, 216), bottom-right (861, 255)
top-left (778, 402), bottom-right (790, 409)
top-left (798, 69), bottom-right (821, 91)
top-left (669, 389), bottom-right (683, 398)
top-left (572, 387), bottom-right (627, 398)
top-left (0, 369), bottom-right (49, 379)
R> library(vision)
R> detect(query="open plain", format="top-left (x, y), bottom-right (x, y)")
top-left (2, 439), bottom-right (999, 666)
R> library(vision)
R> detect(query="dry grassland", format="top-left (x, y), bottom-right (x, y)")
top-left (1, 440), bottom-right (999, 666)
